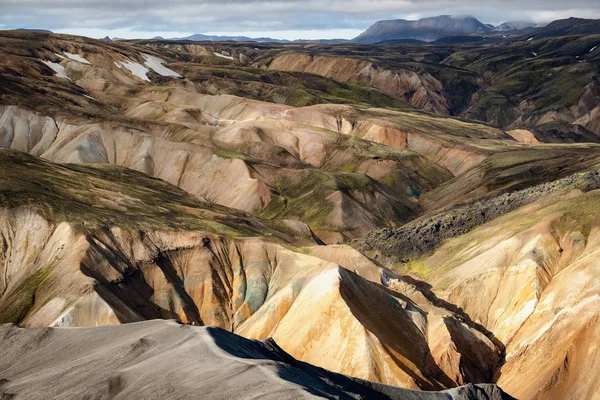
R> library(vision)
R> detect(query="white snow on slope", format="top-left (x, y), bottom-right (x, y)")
top-left (117, 61), bottom-right (150, 81)
top-left (63, 52), bottom-right (91, 64)
top-left (527, 37), bottom-right (534, 41)
top-left (213, 52), bottom-right (234, 61)
top-left (532, 52), bottom-right (538, 57)
top-left (41, 60), bottom-right (70, 80)
top-left (142, 53), bottom-right (181, 78)
top-left (590, 46), bottom-right (598, 53)
top-left (54, 53), bottom-right (65, 59)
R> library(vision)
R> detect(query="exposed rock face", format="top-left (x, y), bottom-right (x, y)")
top-left (374, 188), bottom-right (600, 399)
top-left (0, 106), bottom-right (58, 155)
top-left (353, 16), bottom-right (492, 44)
top-left (0, 207), bottom-right (502, 389)
top-left (268, 54), bottom-right (449, 113)
top-left (0, 320), bottom-right (513, 400)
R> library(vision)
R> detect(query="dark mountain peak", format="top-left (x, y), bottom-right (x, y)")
top-left (530, 17), bottom-right (600, 38)
top-left (353, 15), bottom-right (492, 44)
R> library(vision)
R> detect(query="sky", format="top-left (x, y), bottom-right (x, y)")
top-left (0, 0), bottom-right (599, 40)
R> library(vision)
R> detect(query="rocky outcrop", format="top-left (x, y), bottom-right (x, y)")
top-left (358, 170), bottom-right (600, 260)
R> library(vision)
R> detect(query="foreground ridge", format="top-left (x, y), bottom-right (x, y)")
top-left (0, 320), bottom-right (513, 400)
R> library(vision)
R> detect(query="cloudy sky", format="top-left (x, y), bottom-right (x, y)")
top-left (0, 0), bottom-right (599, 40)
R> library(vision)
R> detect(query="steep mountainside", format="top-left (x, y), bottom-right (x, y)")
top-left (0, 149), bottom-right (505, 390)
top-left (528, 17), bottom-right (600, 39)
top-left (361, 187), bottom-right (600, 399)
top-left (354, 16), bottom-right (492, 44)
top-left (1, 30), bottom-right (533, 242)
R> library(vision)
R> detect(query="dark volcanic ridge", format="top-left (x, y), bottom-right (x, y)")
top-left (357, 170), bottom-right (600, 261)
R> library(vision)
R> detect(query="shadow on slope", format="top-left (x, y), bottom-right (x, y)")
top-left (207, 325), bottom-right (514, 400)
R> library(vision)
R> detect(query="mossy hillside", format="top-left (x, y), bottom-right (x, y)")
top-left (0, 261), bottom-right (56, 323)
top-left (441, 35), bottom-right (600, 125)
top-left (373, 109), bottom-right (507, 144)
top-left (401, 187), bottom-right (600, 284)
top-left (0, 149), bottom-right (296, 243)
top-left (180, 61), bottom-right (413, 110)
top-left (360, 170), bottom-right (600, 281)
top-left (257, 167), bottom-right (418, 232)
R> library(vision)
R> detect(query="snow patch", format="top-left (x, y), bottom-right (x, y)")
top-left (532, 52), bottom-right (538, 57)
top-left (41, 60), bottom-right (70, 80)
top-left (141, 53), bottom-right (181, 78)
top-left (590, 46), bottom-right (598, 53)
top-left (63, 52), bottom-right (91, 64)
top-left (213, 52), bottom-right (234, 61)
top-left (527, 37), bottom-right (534, 41)
top-left (54, 53), bottom-right (65, 59)
top-left (83, 94), bottom-right (96, 101)
top-left (117, 60), bottom-right (150, 81)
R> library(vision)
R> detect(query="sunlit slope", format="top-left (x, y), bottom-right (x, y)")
top-left (388, 187), bottom-right (600, 399)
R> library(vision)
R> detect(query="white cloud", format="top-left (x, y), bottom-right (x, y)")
top-left (1, 0), bottom-right (599, 40)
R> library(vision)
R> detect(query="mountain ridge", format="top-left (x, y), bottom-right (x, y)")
top-left (353, 15), bottom-right (492, 44)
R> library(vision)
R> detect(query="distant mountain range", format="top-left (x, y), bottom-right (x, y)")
top-left (106, 32), bottom-right (349, 44)
top-left (352, 15), bottom-right (543, 44)
top-left (154, 16), bottom-right (544, 45)
top-left (167, 33), bottom-right (348, 44)
top-left (495, 21), bottom-right (541, 31)
top-left (353, 15), bottom-right (493, 44)
top-left (16, 15), bottom-right (600, 45)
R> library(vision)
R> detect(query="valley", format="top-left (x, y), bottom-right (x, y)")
top-left (1, 19), bottom-right (600, 399)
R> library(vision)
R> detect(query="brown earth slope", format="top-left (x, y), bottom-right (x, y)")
top-left (0, 148), bottom-right (504, 390)
top-left (368, 185), bottom-right (600, 399)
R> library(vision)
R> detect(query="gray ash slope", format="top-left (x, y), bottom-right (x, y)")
top-left (0, 320), bottom-right (512, 400)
